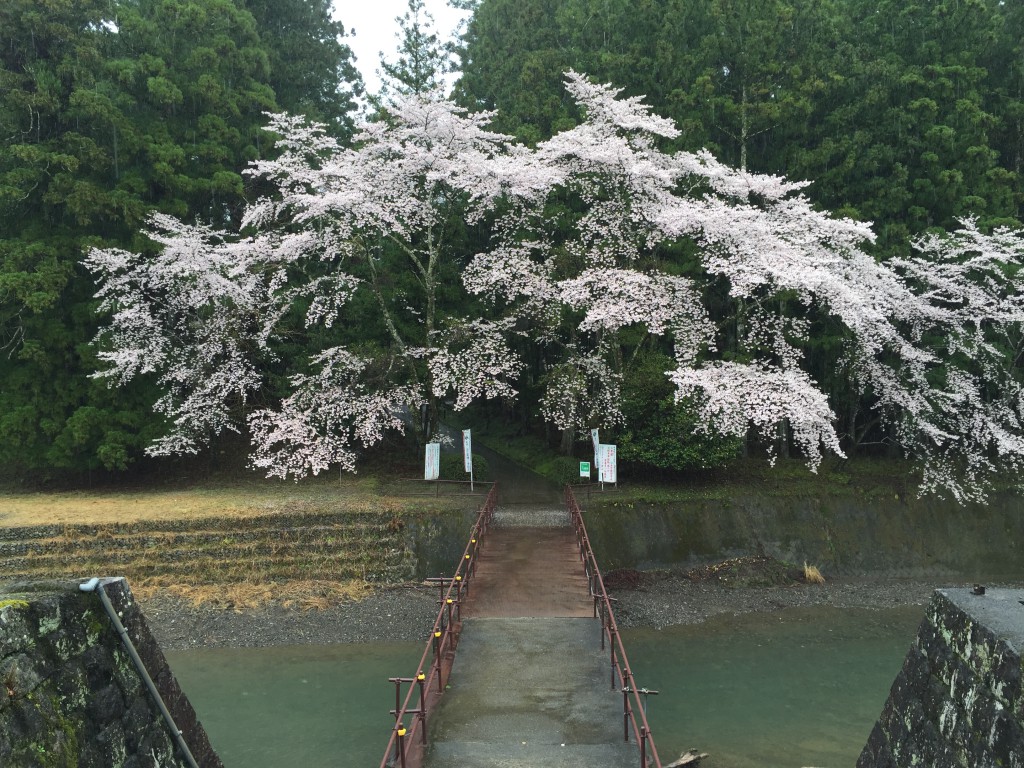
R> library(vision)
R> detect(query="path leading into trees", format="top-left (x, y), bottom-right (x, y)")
top-left (423, 451), bottom-right (637, 768)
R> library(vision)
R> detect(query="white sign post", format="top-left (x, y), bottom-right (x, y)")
top-left (591, 429), bottom-right (600, 475)
top-left (424, 442), bottom-right (440, 481)
top-left (462, 429), bottom-right (474, 492)
top-left (597, 443), bottom-right (617, 488)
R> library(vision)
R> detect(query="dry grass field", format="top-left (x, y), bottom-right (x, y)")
top-left (0, 474), bottom-right (407, 527)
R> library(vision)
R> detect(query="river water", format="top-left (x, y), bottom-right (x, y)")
top-left (167, 603), bottom-right (922, 768)
top-left (165, 642), bottom-right (422, 767)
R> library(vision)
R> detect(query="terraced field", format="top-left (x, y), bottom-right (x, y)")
top-left (0, 509), bottom-right (418, 597)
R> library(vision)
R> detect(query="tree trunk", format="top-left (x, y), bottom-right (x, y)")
top-left (776, 419), bottom-right (790, 459)
top-left (560, 426), bottom-right (575, 455)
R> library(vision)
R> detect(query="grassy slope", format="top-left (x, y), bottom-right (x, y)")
top-left (0, 473), bottom-right (475, 528)
top-left (472, 419), bottom-right (923, 503)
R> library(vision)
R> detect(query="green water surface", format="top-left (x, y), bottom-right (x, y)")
top-left (621, 604), bottom-right (924, 768)
top-left (167, 604), bottom-right (922, 768)
top-left (166, 642), bottom-right (421, 768)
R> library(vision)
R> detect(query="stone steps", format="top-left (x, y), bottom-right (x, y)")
top-left (491, 507), bottom-right (570, 529)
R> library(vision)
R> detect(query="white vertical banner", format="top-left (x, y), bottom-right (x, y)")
top-left (462, 429), bottom-right (474, 492)
top-left (598, 444), bottom-right (617, 484)
top-left (462, 429), bottom-right (473, 473)
top-left (591, 428), bottom-right (600, 469)
top-left (424, 443), bottom-right (440, 481)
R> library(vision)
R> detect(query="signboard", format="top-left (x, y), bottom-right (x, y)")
top-left (597, 443), bottom-right (617, 484)
top-left (462, 429), bottom-right (473, 473)
top-left (579, 461), bottom-right (591, 478)
top-left (591, 428), bottom-right (600, 468)
top-left (424, 443), bottom-right (440, 481)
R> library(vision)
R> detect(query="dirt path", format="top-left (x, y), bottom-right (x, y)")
top-left (475, 443), bottom-right (562, 505)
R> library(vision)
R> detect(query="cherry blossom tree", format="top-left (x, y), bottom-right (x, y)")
top-left (465, 72), bottom-right (1024, 502)
top-left (88, 72), bottom-right (1024, 500)
top-left (87, 94), bottom-right (544, 478)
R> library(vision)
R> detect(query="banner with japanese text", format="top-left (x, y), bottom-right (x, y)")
top-left (424, 443), bottom-right (440, 481)
top-left (462, 429), bottom-right (473, 473)
top-left (597, 443), bottom-right (617, 483)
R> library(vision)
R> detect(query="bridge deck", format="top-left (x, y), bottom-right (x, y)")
top-left (464, 524), bottom-right (591, 618)
top-left (423, 508), bottom-right (635, 768)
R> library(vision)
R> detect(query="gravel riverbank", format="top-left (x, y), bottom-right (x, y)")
top-left (138, 571), bottom-right (965, 652)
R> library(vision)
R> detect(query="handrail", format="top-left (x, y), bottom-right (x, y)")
top-left (378, 483), bottom-right (498, 768)
top-left (566, 486), bottom-right (662, 768)
top-left (391, 478), bottom-right (497, 497)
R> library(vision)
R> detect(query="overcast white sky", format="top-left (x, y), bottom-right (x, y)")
top-left (332, 0), bottom-right (469, 95)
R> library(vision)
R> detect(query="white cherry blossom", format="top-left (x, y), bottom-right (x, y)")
top-left (87, 74), bottom-right (1024, 500)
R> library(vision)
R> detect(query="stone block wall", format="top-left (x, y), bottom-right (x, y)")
top-left (0, 578), bottom-right (222, 768)
top-left (859, 587), bottom-right (1024, 768)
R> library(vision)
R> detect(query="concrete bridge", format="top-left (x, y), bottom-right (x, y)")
top-left (380, 478), bottom-right (661, 768)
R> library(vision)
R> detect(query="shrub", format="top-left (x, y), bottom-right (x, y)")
top-left (439, 452), bottom-right (490, 482)
top-left (539, 456), bottom-right (590, 486)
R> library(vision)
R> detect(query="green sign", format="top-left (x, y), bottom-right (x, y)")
top-left (580, 461), bottom-right (591, 477)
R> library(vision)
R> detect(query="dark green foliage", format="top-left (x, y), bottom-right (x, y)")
top-left (458, 0), bottom-right (1022, 234)
top-left (0, 0), bottom-right (360, 479)
top-left (542, 455), bottom-right (588, 486)
top-left (376, 0), bottom-right (453, 100)
top-left (243, 0), bottom-right (362, 138)
top-left (619, 352), bottom-right (741, 472)
top-left (439, 452), bottom-right (490, 482)
top-left (4, 0), bottom-right (1024, 480)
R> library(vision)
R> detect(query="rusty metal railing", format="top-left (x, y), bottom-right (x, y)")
top-left (391, 478), bottom-right (496, 497)
top-left (378, 483), bottom-right (497, 768)
top-left (566, 485), bottom-right (663, 768)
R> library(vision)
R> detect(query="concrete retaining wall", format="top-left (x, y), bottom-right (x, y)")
top-left (0, 578), bottom-right (222, 768)
top-left (859, 587), bottom-right (1024, 767)
top-left (583, 492), bottom-right (1024, 579)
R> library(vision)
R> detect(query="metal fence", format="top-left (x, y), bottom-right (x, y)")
top-left (378, 483), bottom-right (497, 768)
top-left (566, 485), bottom-right (663, 768)
top-left (385, 478), bottom-right (496, 497)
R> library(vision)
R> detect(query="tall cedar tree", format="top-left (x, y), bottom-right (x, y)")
top-left (0, 0), bottom-right (360, 479)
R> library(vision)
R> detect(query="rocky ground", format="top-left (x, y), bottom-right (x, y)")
top-left (140, 583), bottom-right (443, 649)
top-left (138, 557), bottom-right (977, 651)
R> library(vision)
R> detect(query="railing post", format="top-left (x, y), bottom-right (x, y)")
top-left (417, 673), bottom-right (427, 744)
top-left (640, 726), bottom-right (647, 767)
top-left (623, 687), bottom-right (630, 742)
top-left (433, 630), bottom-right (443, 691)
top-left (610, 637), bottom-right (617, 690)
top-left (396, 724), bottom-right (407, 768)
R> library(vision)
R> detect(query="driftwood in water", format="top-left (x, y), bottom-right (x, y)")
top-left (665, 749), bottom-right (709, 767)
